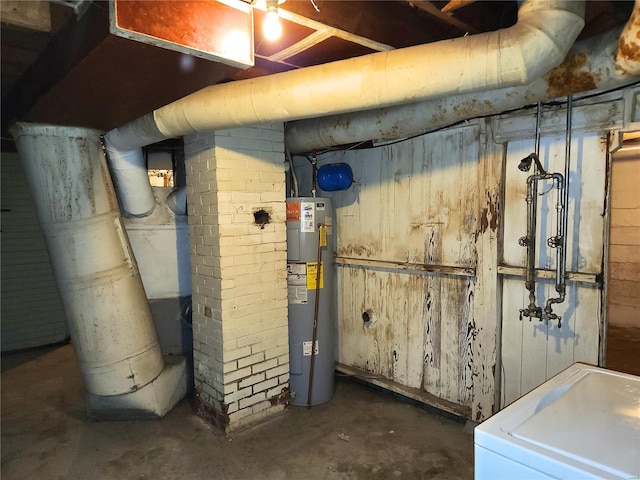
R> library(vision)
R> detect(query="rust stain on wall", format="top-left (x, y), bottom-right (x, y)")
top-left (617, 6), bottom-right (640, 73)
top-left (617, 36), bottom-right (640, 71)
top-left (476, 191), bottom-right (498, 241)
top-left (268, 387), bottom-right (291, 406)
top-left (545, 52), bottom-right (597, 99)
top-left (338, 242), bottom-right (379, 257)
top-left (194, 386), bottom-right (229, 431)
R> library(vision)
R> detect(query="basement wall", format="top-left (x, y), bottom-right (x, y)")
top-left (293, 85), bottom-right (638, 421)
top-left (184, 124), bottom-right (289, 433)
top-left (608, 151), bottom-right (640, 328)
top-left (1, 152), bottom-right (68, 351)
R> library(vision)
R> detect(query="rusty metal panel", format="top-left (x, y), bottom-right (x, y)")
top-left (110, 0), bottom-right (254, 68)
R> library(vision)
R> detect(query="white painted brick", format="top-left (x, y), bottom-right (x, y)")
top-left (222, 366), bottom-right (252, 383)
top-left (251, 337), bottom-right (278, 355)
top-left (252, 377), bottom-right (278, 395)
top-left (260, 231), bottom-right (286, 244)
top-left (266, 364), bottom-right (288, 379)
top-left (237, 352), bottom-right (265, 369)
top-left (224, 386), bottom-right (252, 404)
top-left (230, 192), bottom-right (261, 203)
top-left (277, 353), bottom-right (289, 366)
top-left (228, 407), bottom-right (253, 424)
top-left (260, 191), bottom-right (285, 202)
top-left (233, 312), bottom-right (268, 330)
top-left (231, 233), bottom-right (269, 246)
top-left (224, 325), bottom-right (252, 341)
top-left (226, 401), bottom-right (239, 415)
top-left (267, 385), bottom-right (287, 399)
top-left (238, 372), bottom-right (266, 389)
top-left (252, 400), bottom-right (273, 414)
top-left (223, 360), bottom-right (237, 374)
top-left (216, 179), bottom-right (248, 191)
top-left (265, 344), bottom-right (289, 360)
top-left (279, 373), bottom-right (290, 384)
top-left (223, 380), bottom-right (238, 395)
top-left (239, 392), bottom-right (266, 409)
top-left (251, 357), bottom-right (278, 375)
top-left (236, 333), bottom-right (263, 348)
top-left (219, 223), bottom-right (250, 236)
top-left (257, 156), bottom-right (284, 168)
top-left (223, 345), bottom-right (252, 362)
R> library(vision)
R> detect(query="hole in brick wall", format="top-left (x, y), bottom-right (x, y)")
top-left (253, 209), bottom-right (271, 229)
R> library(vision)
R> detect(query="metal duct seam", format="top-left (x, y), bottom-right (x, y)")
top-left (104, 0), bottom-right (584, 159)
top-left (285, 26), bottom-right (640, 154)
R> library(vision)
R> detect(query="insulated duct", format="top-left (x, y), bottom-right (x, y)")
top-left (10, 123), bottom-right (189, 418)
top-left (105, 0), bottom-right (585, 212)
top-left (616, 0), bottom-right (640, 76)
top-left (10, 124), bottom-right (164, 396)
top-left (285, 26), bottom-right (640, 154)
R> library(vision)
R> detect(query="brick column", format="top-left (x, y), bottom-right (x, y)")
top-left (184, 124), bottom-right (289, 432)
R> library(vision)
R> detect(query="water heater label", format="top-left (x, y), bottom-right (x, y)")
top-left (303, 341), bottom-right (319, 356)
top-left (325, 215), bottom-right (333, 235)
top-left (288, 286), bottom-right (308, 304)
top-left (319, 225), bottom-right (327, 247)
top-left (286, 202), bottom-right (300, 221)
top-left (306, 262), bottom-right (324, 290)
top-left (287, 262), bottom-right (308, 304)
top-left (301, 202), bottom-right (315, 232)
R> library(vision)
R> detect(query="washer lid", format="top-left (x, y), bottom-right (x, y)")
top-left (509, 367), bottom-right (640, 478)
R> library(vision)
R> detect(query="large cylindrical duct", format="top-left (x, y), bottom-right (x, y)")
top-left (286, 198), bottom-right (335, 406)
top-left (285, 26), bottom-right (639, 154)
top-left (10, 123), bottom-right (164, 397)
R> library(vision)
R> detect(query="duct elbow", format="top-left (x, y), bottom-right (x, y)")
top-left (509, 1), bottom-right (585, 83)
top-left (166, 186), bottom-right (188, 216)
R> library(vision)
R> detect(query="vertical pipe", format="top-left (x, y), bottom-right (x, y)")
top-left (560, 95), bottom-right (573, 293)
top-left (307, 225), bottom-right (324, 407)
top-left (525, 103), bottom-right (543, 310)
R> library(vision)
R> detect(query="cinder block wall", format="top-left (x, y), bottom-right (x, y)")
top-left (184, 124), bottom-right (289, 432)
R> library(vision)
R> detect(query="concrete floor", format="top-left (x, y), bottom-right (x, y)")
top-left (1, 344), bottom-right (474, 480)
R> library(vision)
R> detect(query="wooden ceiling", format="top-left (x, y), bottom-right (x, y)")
top-left (0, 1), bottom-right (634, 136)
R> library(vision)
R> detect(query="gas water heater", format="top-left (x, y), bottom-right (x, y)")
top-left (286, 197), bottom-right (335, 406)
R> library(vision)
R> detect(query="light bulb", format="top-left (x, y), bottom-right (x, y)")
top-left (263, 8), bottom-right (282, 41)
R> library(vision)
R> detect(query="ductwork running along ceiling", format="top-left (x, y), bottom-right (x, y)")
top-left (0, 0), bottom-right (635, 136)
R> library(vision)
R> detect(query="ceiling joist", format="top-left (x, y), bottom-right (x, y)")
top-left (410, 1), bottom-right (479, 34)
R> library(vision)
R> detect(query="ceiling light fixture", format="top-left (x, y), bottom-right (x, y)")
top-left (263, 0), bottom-right (282, 41)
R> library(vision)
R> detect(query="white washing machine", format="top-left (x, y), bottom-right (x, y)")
top-left (475, 363), bottom-right (640, 479)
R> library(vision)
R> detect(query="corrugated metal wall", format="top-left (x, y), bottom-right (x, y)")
top-left (1, 152), bottom-right (68, 351)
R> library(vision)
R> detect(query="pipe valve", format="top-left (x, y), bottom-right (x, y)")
top-left (547, 236), bottom-right (561, 248)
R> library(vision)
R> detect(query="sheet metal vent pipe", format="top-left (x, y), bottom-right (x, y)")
top-left (104, 0), bottom-right (585, 207)
top-left (518, 98), bottom-right (573, 327)
top-left (10, 123), bottom-right (165, 396)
